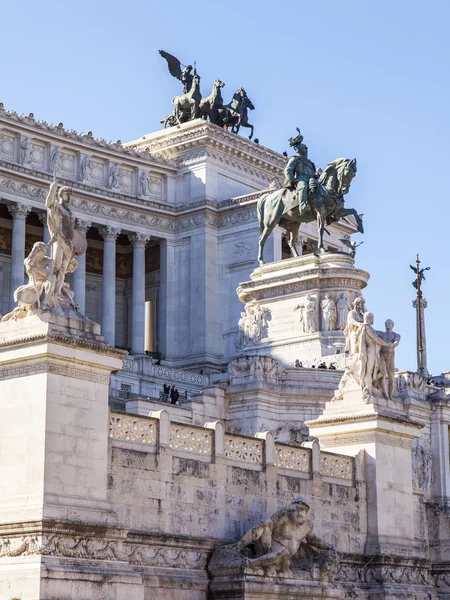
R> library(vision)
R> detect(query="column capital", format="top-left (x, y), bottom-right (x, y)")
top-left (128, 232), bottom-right (151, 248)
top-left (8, 202), bottom-right (31, 219)
top-left (37, 211), bottom-right (47, 226)
top-left (100, 225), bottom-right (121, 241)
top-left (75, 218), bottom-right (92, 235)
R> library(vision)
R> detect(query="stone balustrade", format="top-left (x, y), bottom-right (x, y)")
top-left (170, 424), bottom-right (213, 455)
top-left (320, 452), bottom-right (353, 480)
top-left (109, 413), bottom-right (157, 445)
top-left (109, 410), bottom-right (355, 483)
top-left (274, 443), bottom-right (310, 472)
top-left (224, 434), bottom-right (263, 464)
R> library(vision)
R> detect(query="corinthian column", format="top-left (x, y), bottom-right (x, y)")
top-left (128, 232), bottom-right (150, 355)
top-left (100, 226), bottom-right (121, 346)
top-left (72, 219), bottom-right (91, 314)
top-left (8, 203), bottom-right (30, 309)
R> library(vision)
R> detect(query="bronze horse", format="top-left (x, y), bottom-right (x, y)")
top-left (257, 158), bottom-right (363, 264)
top-left (216, 88), bottom-right (255, 139)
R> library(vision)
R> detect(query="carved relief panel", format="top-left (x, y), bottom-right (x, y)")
top-left (0, 129), bottom-right (16, 161)
top-left (117, 165), bottom-right (135, 193)
top-left (148, 174), bottom-right (162, 199)
top-left (59, 149), bottom-right (76, 178)
top-left (29, 139), bottom-right (46, 169)
top-left (90, 158), bottom-right (107, 186)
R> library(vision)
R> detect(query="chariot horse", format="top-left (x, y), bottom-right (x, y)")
top-left (216, 88), bottom-right (255, 139)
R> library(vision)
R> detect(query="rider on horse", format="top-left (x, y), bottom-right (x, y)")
top-left (282, 129), bottom-right (319, 214)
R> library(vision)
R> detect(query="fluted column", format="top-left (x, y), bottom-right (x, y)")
top-left (100, 226), bottom-right (120, 346)
top-left (8, 203), bottom-right (30, 309)
top-left (72, 219), bottom-right (91, 314)
top-left (128, 233), bottom-right (150, 355)
top-left (38, 212), bottom-right (51, 245)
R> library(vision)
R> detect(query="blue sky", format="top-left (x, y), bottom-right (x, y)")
top-left (1, 0), bottom-right (449, 374)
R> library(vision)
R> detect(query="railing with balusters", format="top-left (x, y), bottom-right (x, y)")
top-left (109, 410), bottom-right (355, 483)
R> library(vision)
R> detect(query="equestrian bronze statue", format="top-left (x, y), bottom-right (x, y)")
top-left (257, 128), bottom-right (363, 264)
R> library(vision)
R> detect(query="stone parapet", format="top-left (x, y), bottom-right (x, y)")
top-left (108, 410), bottom-right (356, 485)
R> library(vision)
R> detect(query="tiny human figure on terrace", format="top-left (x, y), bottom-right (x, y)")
top-left (162, 383), bottom-right (170, 402)
top-left (170, 387), bottom-right (180, 405)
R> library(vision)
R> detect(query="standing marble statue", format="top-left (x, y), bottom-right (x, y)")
top-left (49, 146), bottom-right (61, 171)
top-left (321, 293), bottom-right (337, 331)
top-left (45, 178), bottom-right (76, 300)
top-left (296, 295), bottom-right (317, 334)
top-left (376, 319), bottom-right (401, 398)
top-left (2, 175), bottom-right (87, 321)
top-left (80, 155), bottom-right (91, 181)
top-left (139, 171), bottom-right (150, 196)
top-left (20, 136), bottom-right (31, 165)
top-left (344, 296), bottom-right (366, 353)
top-left (209, 496), bottom-right (338, 581)
top-left (336, 293), bottom-right (351, 331)
top-left (358, 312), bottom-right (394, 397)
top-left (304, 294), bottom-right (317, 333)
top-left (108, 163), bottom-right (120, 189)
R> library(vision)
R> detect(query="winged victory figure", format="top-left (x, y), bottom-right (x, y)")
top-left (159, 50), bottom-right (195, 94)
top-left (340, 238), bottom-right (364, 258)
top-left (410, 263), bottom-right (430, 290)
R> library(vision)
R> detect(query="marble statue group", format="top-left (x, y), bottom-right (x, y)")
top-left (238, 302), bottom-right (270, 347)
top-left (337, 296), bottom-right (401, 400)
top-left (159, 50), bottom-right (255, 139)
top-left (2, 175), bottom-right (86, 322)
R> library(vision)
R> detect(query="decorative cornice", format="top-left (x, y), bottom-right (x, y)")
top-left (306, 410), bottom-right (423, 429)
top-left (0, 104), bottom-right (175, 168)
top-left (0, 331), bottom-right (127, 357)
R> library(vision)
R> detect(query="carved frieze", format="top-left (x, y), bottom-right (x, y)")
top-left (0, 362), bottom-right (109, 384)
top-left (228, 355), bottom-right (284, 382)
top-left (0, 533), bottom-right (209, 569)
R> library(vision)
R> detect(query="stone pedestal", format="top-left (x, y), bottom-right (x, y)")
top-left (0, 314), bottom-right (143, 600)
top-left (307, 385), bottom-right (422, 556)
top-left (209, 572), bottom-right (341, 599)
top-left (236, 253), bottom-right (369, 366)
